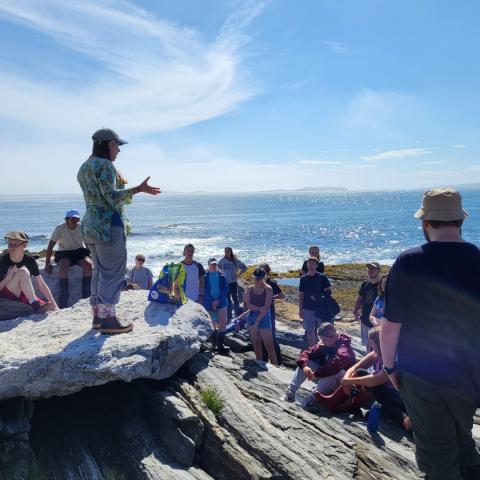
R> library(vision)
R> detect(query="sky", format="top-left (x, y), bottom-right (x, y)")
top-left (0, 0), bottom-right (479, 193)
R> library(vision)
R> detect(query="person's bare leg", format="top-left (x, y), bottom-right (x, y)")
top-left (6, 268), bottom-right (37, 303)
top-left (259, 329), bottom-right (278, 365)
top-left (249, 326), bottom-right (263, 360)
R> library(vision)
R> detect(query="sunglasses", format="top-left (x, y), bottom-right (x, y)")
top-left (136, 258), bottom-right (145, 262)
top-left (7, 241), bottom-right (26, 248)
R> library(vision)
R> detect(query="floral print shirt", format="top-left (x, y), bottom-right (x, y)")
top-left (77, 156), bottom-right (133, 241)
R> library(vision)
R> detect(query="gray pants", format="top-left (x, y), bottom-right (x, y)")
top-left (288, 360), bottom-right (345, 395)
top-left (0, 298), bottom-right (33, 320)
top-left (400, 371), bottom-right (480, 480)
top-left (85, 226), bottom-right (127, 306)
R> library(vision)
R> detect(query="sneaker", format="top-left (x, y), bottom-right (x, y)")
top-left (100, 316), bottom-right (133, 335)
top-left (302, 392), bottom-right (317, 408)
top-left (31, 301), bottom-right (52, 314)
top-left (283, 389), bottom-right (295, 402)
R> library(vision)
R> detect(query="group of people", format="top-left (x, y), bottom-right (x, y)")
top-left (0, 127), bottom-right (478, 479)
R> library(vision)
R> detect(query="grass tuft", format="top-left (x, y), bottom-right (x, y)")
top-left (200, 387), bottom-right (225, 416)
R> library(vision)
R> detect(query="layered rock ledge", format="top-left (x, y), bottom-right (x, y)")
top-left (0, 291), bottom-right (212, 400)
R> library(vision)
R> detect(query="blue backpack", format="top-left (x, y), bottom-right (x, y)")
top-left (148, 262), bottom-right (187, 305)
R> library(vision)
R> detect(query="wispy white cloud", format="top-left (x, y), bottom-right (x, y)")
top-left (453, 144), bottom-right (466, 149)
top-left (361, 148), bottom-right (432, 162)
top-left (297, 160), bottom-right (342, 165)
top-left (419, 160), bottom-right (447, 165)
top-left (321, 40), bottom-right (349, 54)
top-left (0, 0), bottom-right (263, 136)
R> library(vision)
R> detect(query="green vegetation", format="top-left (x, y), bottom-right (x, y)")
top-left (200, 387), bottom-right (225, 416)
top-left (26, 464), bottom-right (49, 480)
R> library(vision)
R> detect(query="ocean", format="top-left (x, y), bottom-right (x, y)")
top-left (1, 190), bottom-right (479, 275)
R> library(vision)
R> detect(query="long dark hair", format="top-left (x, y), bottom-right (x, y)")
top-left (91, 140), bottom-right (111, 160)
top-left (224, 247), bottom-right (235, 261)
top-left (378, 274), bottom-right (388, 299)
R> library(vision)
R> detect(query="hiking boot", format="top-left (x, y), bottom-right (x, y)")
top-left (100, 316), bottom-right (133, 335)
top-left (217, 345), bottom-right (230, 355)
top-left (283, 389), bottom-right (295, 402)
top-left (91, 306), bottom-right (100, 329)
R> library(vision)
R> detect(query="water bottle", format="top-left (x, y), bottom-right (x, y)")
top-left (367, 401), bottom-right (382, 433)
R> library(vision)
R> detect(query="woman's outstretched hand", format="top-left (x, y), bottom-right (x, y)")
top-left (138, 176), bottom-right (161, 195)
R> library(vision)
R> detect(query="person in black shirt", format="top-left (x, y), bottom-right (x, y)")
top-left (0, 231), bottom-right (58, 314)
top-left (300, 245), bottom-right (325, 275)
top-left (299, 257), bottom-right (332, 347)
top-left (260, 263), bottom-right (285, 365)
top-left (353, 262), bottom-right (380, 349)
top-left (381, 188), bottom-right (480, 480)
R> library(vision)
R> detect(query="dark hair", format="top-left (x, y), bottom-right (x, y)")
top-left (224, 247), bottom-right (234, 260)
top-left (427, 219), bottom-right (463, 229)
top-left (184, 243), bottom-right (195, 253)
top-left (259, 263), bottom-right (271, 274)
top-left (378, 274), bottom-right (388, 299)
top-left (92, 140), bottom-right (111, 160)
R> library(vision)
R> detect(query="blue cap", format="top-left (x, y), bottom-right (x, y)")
top-left (65, 209), bottom-right (81, 219)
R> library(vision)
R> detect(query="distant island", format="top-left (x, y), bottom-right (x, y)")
top-left (260, 186), bottom-right (349, 193)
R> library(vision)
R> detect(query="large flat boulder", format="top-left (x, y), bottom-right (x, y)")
top-left (0, 291), bottom-right (212, 401)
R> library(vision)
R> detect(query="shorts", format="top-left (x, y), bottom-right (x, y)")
top-left (204, 299), bottom-right (228, 311)
top-left (0, 287), bottom-right (45, 306)
top-left (303, 308), bottom-right (322, 332)
top-left (246, 310), bottom-right (272, 330)
top-left (54, 247), bottom-right (91, 265)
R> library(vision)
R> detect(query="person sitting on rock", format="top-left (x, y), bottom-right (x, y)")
top-left (330, 326), bottom-right (412, 431)
top-left (204, 258), bottom-right (229, 354)
top-left (127, 253), bottom-right (153, 290)
top-left (45, 210), bottom-right (92, 308)
top-left (283, 323), bottom-right (356, 402)
top-left (0, 231), bottom-right (58, 314)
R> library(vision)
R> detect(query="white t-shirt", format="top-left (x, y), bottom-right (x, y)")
top-left (50, 223), bottom-right (85, 251)
top-left (182, 261), bottom-right (205, 301)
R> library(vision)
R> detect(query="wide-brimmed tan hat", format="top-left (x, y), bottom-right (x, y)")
top-left (4, 231), bottom-right (29, 242)
top-left (414, 187), bottom-right (468, 221)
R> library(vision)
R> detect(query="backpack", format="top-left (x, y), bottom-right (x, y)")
top-left (148, 262), bottom-right (187, 305)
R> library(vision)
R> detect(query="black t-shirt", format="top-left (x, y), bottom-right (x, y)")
top-left (301, 260), bottom-right (325, 275)
top-left (299, 273), bottom-right (331, 310)
top-left (266, 278), bottom-right (283, 315)
top-left (385, 241), bottom-right (480, 400)
top-left (0, 253), bottom-right (40, 280)
top-left (358, 280), bottom-right (379, 327)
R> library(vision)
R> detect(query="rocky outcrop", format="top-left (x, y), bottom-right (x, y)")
top-left (38, 262), bottom-right (84, 307)
top-left (1, 295), bottom-right (478, 479)
top-left (0, 291), bottom-right (212, 400)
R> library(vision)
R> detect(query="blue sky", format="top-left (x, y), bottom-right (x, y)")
top-left (0, 0), bottom-right (479, 193)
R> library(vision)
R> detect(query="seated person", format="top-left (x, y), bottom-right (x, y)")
top-left (316, 327), bottom-right (412, 431)
top-left (283, 323), bottom-right (356, 402)
top-left (45, 210), bottom-right (92, 308)
top-left (0, 231), bottom-right (58, 313)
top-left (204, 258), bottom-right (229, 354)
top-left (127, 253), bottom-right (153, 290)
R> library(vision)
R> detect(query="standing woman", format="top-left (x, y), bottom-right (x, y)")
top-left (218, 247), bottom-right (247, 319)
top-left (245, 268), bottom-right (278, 365)
top-left (77, 128), bottom-right (160, 334)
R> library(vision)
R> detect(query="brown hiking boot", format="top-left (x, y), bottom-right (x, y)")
top-left (92, 315), bottom-right (101, 329)
top-left (100, 316), bottom-right (133, 335)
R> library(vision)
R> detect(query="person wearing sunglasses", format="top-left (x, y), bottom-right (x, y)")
top-left (126, 254), bottom-right (153, 290)
top-left (0, 231), bottom-right (58, 315)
